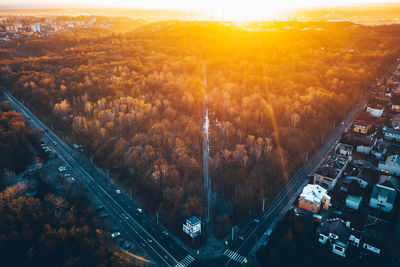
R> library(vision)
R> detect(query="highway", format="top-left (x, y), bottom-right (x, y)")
top-left (1, 88), bottom-right (194, 267)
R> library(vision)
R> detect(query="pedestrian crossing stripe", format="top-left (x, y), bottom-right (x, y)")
top-left (174, 254), bottom-right (195, 267)
top-left (223, 249), bottom-right (247, 264)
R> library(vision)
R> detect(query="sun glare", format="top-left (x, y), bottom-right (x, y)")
top-left (85, 0), bottom-right (394, 21)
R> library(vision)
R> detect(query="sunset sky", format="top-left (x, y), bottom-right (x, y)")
top-left (1, 0), bottom-right (399, 20)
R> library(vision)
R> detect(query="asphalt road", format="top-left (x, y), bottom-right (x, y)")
top-left (2, 88), bottom-right (192, 267)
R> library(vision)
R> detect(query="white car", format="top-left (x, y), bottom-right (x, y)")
top-left (111, 232), bottom-right (121, 238)
top-left (58, 166), bottom-right (66, 172)
top-left (116, 189), bottom-right (121, 194)
top-left (64, 173), bottom-right (71, 178)
top-left (136, 208), bottom-right (143, 214)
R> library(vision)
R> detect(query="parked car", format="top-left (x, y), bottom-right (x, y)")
top-left (116, 189), bottom-right (121, 194)
top-left (58, 166), bottom-right (66, 172)
top-left (111, 232), bottom-right (121, 238)
top-left (136, 208), bottom-right (143, 214)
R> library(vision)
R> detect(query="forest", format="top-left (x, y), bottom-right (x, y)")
top-left (0, 98), bottom-right (36, 174)
top-left (1, 20), bottom-right (400, 234)
top-left (0, 182), bottom-right (129, 266)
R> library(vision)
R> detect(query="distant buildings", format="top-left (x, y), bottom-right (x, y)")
top-left (298, 184), bottom-right (331, 213)
top-left (313, 154), bottom-right (349, 190)
top-left (31, 23), bottom-right (40, 33)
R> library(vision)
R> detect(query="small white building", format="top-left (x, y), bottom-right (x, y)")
top-left (183, 216), bottom-right (201, 238)
top-left (366, 104), bottom-right (384, 118)
top-left (335, 143), bottom-right (353, 160)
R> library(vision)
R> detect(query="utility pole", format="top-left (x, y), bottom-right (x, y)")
top-left (130, 188), bottom-right (132, 200)
top-left (156, 211), bottom-right (159, 225)
top-left (106, 169), bottom-right (109, 178)
top-left (306, 151), bottom-right (309, 161)
top-left (232, 227), bottom-right (234, 240)
top-left (262, 198), bottom-right (265, 211)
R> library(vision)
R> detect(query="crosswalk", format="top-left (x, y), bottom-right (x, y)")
top-left (223, 249), bottom-right (247, 264)
top-left (175, 255), bottom-right (195, 267)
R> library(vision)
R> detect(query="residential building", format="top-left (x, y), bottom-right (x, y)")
top-left (378, 155), bottom-right (400, 176)
top-left (343, 169), bottom-right (370, 188)
top-left (372, 145), bottom-right (387, 159)
top-left (392, 113), bottom-right (400, 129)
top-left (351, 135), bottom-right (377, 154)
top-left (313, 154), bottom-right (348, 190)
top-left (335, 143), bottom-right (353, 160)
top-left (366, 103), bottom-right (384, 118)
top-left (345, 195), bottom-right (362, 210)
top-left (317, 218), bottom-right (360, 257)
top-left (353, 120), bottom-right (371, 134)
top-left (369, 175), bottom-right (399, 212)
top-left (391, 104), bottom-right (400, 112)
top-left (183, 216), bottom-right (201, 238)
top-left (361, 216), bottom-right (388, 255)
top-left (383, 127), bottom-right (400, 142)
top-left (298, 184), bottom-right (331, 213)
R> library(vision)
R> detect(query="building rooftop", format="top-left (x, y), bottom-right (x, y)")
top-left (299, 184), bottom-right (330, 206)
top-left (378, 175), bottom-right (400, 191)
top-left (367, 103), bottom-right (384, 110)
top-left (315, 154), bottom-right (348, 179)
top-left (317, 218), bottom-right (351, 245)
top-left (351, 134), bottom-right (377, 147)
top-left (346, 195), bottom-right (362, 204)
top-left (186, 216), bottom-right (201, 226)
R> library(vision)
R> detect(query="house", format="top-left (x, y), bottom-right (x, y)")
top-left (372, 145), bottom-right (387, 159)
top-left (378, 155), bottom-right (400, 176)
top-left (383, 127), bottom-right (400, 142)
top-left (298, 184), bottom-right (331, 213)
top-left (313, 154), bottom-right (349, 190)
top-left (361, 216), bottom-right (388, 255)
top-left (366, 103), bottom-right (384, 118)
top-left (369, 175), bottom-right (399, 212)
top-left (335, 143), bottom-right (353, 160)
top-left (353, 120), bottom-right (371, 134)
top-left (392, 113), bottom-right (400, 129)
top-left (351, 135), bottom-right (377, 154)
top-left (343, 169), bottom-right (370, 188)
top-left (346, 195), bottom-right (362, 210)
top-left (317, 218), bottom-right (360, 257)
top-left (391, 104), bottom-right (400, 112)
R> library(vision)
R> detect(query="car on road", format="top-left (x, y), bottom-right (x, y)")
top-left (116, 189), bottom-right (121, 194)
top-left (340, 121), bottom-right (344, 126)
top-left (123, 214), bottom-right (129, 220)
top-left (136, 208), bottom-right (143, 214)
top-left (53, 141), bottom-right (57, 145)
top-left (239, 236), bottom-right (244, 240)
top-left (58, 166), bottom-right (66, 172)
top-left (147, 238), bottom-right (153, 243)
top-left (254, 218), bottom-right (260, 223)
top-left (111, 232), bottom-right (121, 238)
top-left (64, 173), bottom-right (71, 178)
top-left (44, 129), bottom-right (48, 132)
top-left (264, 229), bottom-right (273, 237)
top-left (161, 231), bottom-right (169, 238)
